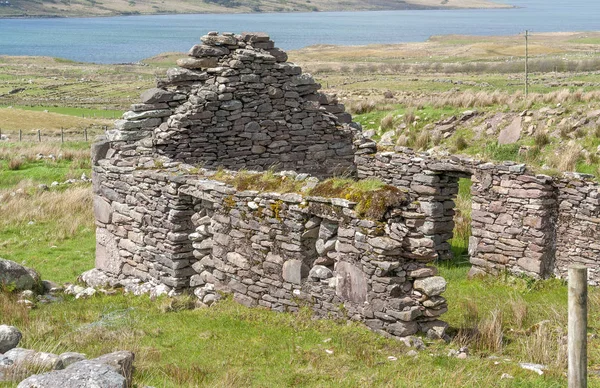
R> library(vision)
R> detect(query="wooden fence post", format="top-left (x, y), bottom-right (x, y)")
top-left (569, 265), bottom-right (588, 388)
top-left (38, 129), bottom-right (41, 142)
top-left (84, 128), bottom-right (88, 142)
top-left (19, 129), bottom-right (22, 142)
top-left (61, 128), bottom-right (64, 143)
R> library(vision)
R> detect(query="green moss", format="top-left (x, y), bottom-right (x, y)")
top-left (309, 178), bottom-right (408, 221)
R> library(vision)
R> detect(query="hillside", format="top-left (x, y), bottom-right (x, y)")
top-left (0, 0), bottom-right (511, 18)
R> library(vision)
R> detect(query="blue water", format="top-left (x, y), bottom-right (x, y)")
top-left (1, 0), bottom-right (599, 64)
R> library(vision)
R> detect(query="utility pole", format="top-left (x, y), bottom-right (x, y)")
top-left (525, 30), bottom-right (529, 97)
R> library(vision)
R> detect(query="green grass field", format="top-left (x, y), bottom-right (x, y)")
top-left (1, 141), bottom-right (600, 387)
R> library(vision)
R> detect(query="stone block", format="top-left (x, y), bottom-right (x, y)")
top-left (282, 259), bottom-right (309, 285)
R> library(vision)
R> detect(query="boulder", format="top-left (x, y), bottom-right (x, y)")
top-left (0, 325), bottom-right (22, 353)
top-left (0, 258), bottom-right (41, 292)
top-left (17, 361), bottom-right (126, 388)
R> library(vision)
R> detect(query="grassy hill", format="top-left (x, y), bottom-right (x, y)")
top-left (0, 0), bottom-right (511, 18)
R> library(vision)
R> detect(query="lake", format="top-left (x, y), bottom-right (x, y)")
top-left (1, 0), bottom-right (599, 64)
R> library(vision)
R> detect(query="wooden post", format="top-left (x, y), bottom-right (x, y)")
top-left (38, 129), bottom-right (41, 142)
top-left (569, 265), bottom-right (588, 388)
top-left (525, 30), bottom-right (529, 97)
top-left (61, 128), bottom-right (64, 143)
top-left (19, 129), bottom-right (22, 142)
top-left (84, 128), bottom-right (88, 142)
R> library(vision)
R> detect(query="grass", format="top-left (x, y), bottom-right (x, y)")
top-left (0, 279), bottom-right (590, 387)
top-left (0, 142), bottom-right (94, 283)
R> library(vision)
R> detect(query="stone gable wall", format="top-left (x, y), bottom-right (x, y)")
top-left (105, 32), bottom-right (356, 179)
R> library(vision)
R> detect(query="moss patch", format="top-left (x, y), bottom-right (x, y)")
top-left (309, 178), bottom-right (408, 220)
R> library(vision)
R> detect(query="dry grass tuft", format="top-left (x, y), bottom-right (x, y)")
top-left (455, 304), bottom-right (504, 354)
top-left (8, 158), bottom-right (24, 170)
top-left (548, 144), bottom-right (581, 172)
top-left (533, 129), bottom-right (550, 147)
top-left (413, 130), bottom-right (431, 151)
top-left (347, 100), bottom-right (377, 115)
top-left (380, 113), bottom-right (395, 131)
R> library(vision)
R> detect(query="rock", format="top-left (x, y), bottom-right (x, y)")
top-left (0, 325), bottom-right (22, 353)
top-left (308, 265), bottom-right (333, 280)
top-left (378, 131), bottom-right (395, 146)
top-left (335, 261), bottom-right (368, 304)
top-left (0, 258), bottom-right (41, 292)
top-left (498, 116), bottom-right (522, 145)
top-left (176, 57), bottom-right (218, 69)
top-left (140, 88), bottom-right (173, 104)
top-left (4, 348), bottom-right (63, 370)
top-left (42, 280), bottom-right (62, 294)
top-left (519, 362), bottom-right (546, 375)
top-left (413, 276), bottom-right (446, 296)
top-left (282, 260), bottom-right (309, 285)
top-left (79, 268), bottom-right (113, 288)
top-left (188, 44), bottom-right (229, 57)
top-left (17, 360), bottom-right (126, 388)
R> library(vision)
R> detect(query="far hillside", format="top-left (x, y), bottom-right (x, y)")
top-left (0, 0), bottom-right (511, 18)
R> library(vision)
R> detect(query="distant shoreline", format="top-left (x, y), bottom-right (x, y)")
top-left (0, 0), bottom-right (514, 19)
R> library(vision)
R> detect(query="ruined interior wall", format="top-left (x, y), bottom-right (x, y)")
top-left (92, 157), bottom-right (449, 338)
top-left (554, 174), bottom-right (600, 284)
top-left (355, 148), bottom-right (474, 261)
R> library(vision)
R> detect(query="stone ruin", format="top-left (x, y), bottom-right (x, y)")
top-left (91, 31), bottom-right (600, 341)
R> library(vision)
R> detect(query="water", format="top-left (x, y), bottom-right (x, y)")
top-left (1, 0), bottom-right (599, 64)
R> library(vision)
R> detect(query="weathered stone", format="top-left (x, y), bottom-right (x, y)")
top-left (17, 360), bottom-right (126, 388)
top-left (0, 258), bottom-right (40, 292)
top-left (413, 276), bottom-right (446, 296)
top-left (0, 325), bottom-right (22, 354)
top-left (308, 265), bottom-right (333, 280)
top-left (189, 44), bottom-right (230, 57)
top-left (498, 116), bottom-right (522, 145)
top-left (177, 57), bottom-right (218, 69)
top-left (95, 228), bottom-right (122, 275)
top-left (335, 261), bottom-right (368, 304)
top-left (140, 88), bottom-right (174, 104)
top-left (282, 260), bottom-right (308, 285)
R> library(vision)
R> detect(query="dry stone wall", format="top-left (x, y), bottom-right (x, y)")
top-left (105, 31), bottom-right (356, 179)
top-left (355, 142), bottom-right (600, 284)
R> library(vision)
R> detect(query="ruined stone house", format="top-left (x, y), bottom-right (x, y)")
top-left (91, 32), bottom-right (600, 340)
